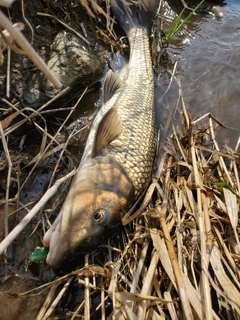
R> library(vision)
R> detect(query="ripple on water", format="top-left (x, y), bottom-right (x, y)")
top-left (157, 0), bottom-right (240, 148)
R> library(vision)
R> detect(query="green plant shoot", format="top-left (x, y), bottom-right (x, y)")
top-left (166, 0), bottom-right (205, 44)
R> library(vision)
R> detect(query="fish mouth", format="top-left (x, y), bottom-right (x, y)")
top-left (42, 210), bottom-right (88, 268)
top-left (42, 211), bottom-right (63, 267)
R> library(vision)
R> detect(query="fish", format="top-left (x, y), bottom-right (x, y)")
top-left (42, 0), bottom-right (159, 269)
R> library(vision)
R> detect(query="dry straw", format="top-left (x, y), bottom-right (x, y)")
top-left (2, 94), bottom-right (238, 319)
top-left (1, 76), bottom-right (239, 319)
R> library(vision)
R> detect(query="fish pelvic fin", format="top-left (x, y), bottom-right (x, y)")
top-left (92, 106), bottom-right (123, 157)
top-left (111, 0), bottom-right (160, 35)
top-left (103, 69), bottom-right (121, 104)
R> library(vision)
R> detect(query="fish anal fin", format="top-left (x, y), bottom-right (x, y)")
top-left (103, 69), bottom-right (121, 104)
top-left (92, 106), bottom-right (123, 157)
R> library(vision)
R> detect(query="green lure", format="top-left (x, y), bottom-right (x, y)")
top-left (28, 246), bottom-right (49, 264)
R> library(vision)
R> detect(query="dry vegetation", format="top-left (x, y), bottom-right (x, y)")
top-left (0, 0), bottom-right (239, 319)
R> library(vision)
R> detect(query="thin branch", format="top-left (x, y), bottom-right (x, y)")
top-left (0, 121), bottom-right (12, 255)
top-left (0, 10), bottom-right (62, 88)
top-left (37, 12), bottom-right (90, 45)
top-left (0, 169), bottom-right (76, 255)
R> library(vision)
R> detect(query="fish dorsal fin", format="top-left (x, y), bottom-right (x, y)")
top-left (103, 69), bottom-right (121, 104)
top-left (92, 106), bottom-right (123, 157)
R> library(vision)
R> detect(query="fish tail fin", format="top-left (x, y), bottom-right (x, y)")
top-left (111, 0), bottom-right (160, 35)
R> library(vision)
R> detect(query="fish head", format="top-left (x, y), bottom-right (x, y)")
top-left (43, 160), bottom-right (134, 269)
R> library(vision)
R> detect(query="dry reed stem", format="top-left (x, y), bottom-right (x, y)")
top-left (130, 237), bottom-right (150, 294)
top-left (158, 157), bottom-right (193, 320)
top-left (36, 285), bottom-right (58, 320)
top-left (6, 47), bottom-right (10, 97)
top-left (190, 130), bottom-right (213, 320)
top-left (84, 254), bottom-right (91, 320)
top-left (21, 0), bottom-right (34, 44)
top-left (164, 290), bottom-right (178, 319)
top-left (37, 12), bottom-right (90, 45)
top-left (0, 121), bottom-right (12, 253)
top-left (70, 299), bottom-right (85, 320)
top-left (137, 250), bottom-right (159, 318)
top-left (2, 86), bottom-right (70, 137)
top-left (209, 117), bottom-right (234, 186)
top-left (213, 226), bottom-right (240, 279)
top-left (210, 243), bottom-right (240, 311)
top-left (101, 283), bottom-right (106, 320)
top-left (157, 61), bottom-right (178, 105)
top-left (43, 276), bottom-right (74, 319)
top-left (223, 188), bottom-right (240, 251)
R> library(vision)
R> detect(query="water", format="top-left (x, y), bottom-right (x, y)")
top-left (156, 0), bottom-right (240, 149)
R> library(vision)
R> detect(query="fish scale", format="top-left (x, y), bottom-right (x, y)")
top-left (101, 28), bottom-right (157, 197)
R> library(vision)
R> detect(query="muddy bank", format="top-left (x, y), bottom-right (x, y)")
top-left (0, 0), bottom-right (107, 101)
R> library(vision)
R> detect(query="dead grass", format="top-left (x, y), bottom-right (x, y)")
top-left (1, 79), bottom-right (239, 319)
top-left (0, 0), bottom-right (239, 319)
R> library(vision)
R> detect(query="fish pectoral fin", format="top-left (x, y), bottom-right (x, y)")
top-left (92, 106), bottom-right (123, 156)
top-left (103, 69), bottom-right (121, 104)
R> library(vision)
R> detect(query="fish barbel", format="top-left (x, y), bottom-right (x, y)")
top-left (43, 0), bottom-right (159, 268)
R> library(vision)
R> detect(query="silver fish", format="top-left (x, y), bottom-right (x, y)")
top-left (43, 0), bottom-right (159, 268)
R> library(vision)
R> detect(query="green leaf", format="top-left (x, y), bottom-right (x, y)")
top-left (165, 0), bottom-right (205, 44)
top-left (215, 182), bottom-right (240, 200)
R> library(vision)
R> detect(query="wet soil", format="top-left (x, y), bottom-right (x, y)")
top-left (0, 0), bottom-right (106, 100)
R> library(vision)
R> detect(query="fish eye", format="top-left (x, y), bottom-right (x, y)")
top-left (93, 209), bottom-right (108, 224)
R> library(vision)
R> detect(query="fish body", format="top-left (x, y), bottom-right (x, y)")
top-left (43, 0), bottom-right (159, 268)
